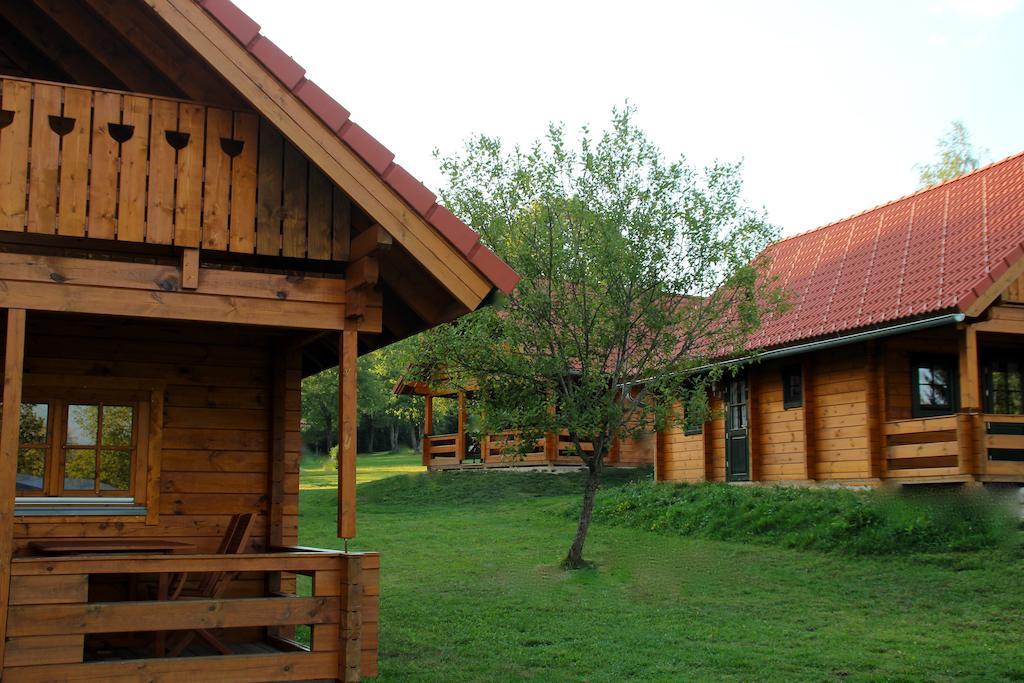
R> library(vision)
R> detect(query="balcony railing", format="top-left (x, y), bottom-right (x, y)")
top-left (883, 415), bottom-right (964, 478)
top-left (0, 76), bottom-right (348, 260)
top-left (5, 547), bottom-right (377, 681)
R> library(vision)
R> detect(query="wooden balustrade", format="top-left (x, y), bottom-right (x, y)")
top-left (883, 415), bottom-right (964, 478)
top-left (4, 548), bottom-right (378, 681)
top-left (982, 414), bottom-right (1024, 477)
top-left (0, 76), bottom-right (350, 259)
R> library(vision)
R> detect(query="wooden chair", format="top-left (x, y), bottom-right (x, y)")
top-left (161, 512), bottom-right (256, 657)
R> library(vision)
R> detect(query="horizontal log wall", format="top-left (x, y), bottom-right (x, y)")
top-left (12, 313), bottom-right (291, 553)
top-left (751, 362), bottom-right (807, 481)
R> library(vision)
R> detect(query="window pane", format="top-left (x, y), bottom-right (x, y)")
top-left (931, 367), bottom-right (948, 385)
top-left (930, 384), bottom-right (949, 407)
top-left (918, 367), bottom-right (933, 384)
top-left (99, 450), bottom-right (131, 491)
top-left (16, 448), bottom-right (46, 492)
top-left (102, 406), bottom-right (133, 447)
top-left (18, 403), bottom-right (48, 445)
top-left (67, 405), bottom-right (99, 446)
top-left (919, 384), bottom-right (935, 406)
top-left (63, 449), bottom-right (96, 491)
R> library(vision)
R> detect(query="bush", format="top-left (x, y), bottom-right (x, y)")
top-left (587, 481), bottom-right (1020, 555)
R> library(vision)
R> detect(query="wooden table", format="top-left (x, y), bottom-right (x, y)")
top-left (29, 539), bottom-right (198, 657)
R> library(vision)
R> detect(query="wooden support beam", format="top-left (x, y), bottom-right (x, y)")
top-left (0, 2), bottom-right (122, 88)
top-left (959, 324), bottom-right (980, 410)
top-left (802, 358), bottom-right (817, 481)
top-left (180, 248), bottom-right (199, 290)
top-left (457, 391), bottom-right (467, 464)
top-left (422, 395), bottom-right (432, 467)
top-left (81, 0), bottom-right (243, 107)
top-left (29, 0), bottom-right (183, 97)
top-left (0, 308), bottom-right (27, 669)
top-left (865, 342), bottom-right (884, 480)
top-left (346, 257), bottom-right (380, 292)
top-left (338, 330), bottom-right (358, 540)
top-left (349, 224), bottom-right (392, 263)
top-left (0, 252), bottom-right (382, 332)
top-left (340, 555), bottom-right (363, 682)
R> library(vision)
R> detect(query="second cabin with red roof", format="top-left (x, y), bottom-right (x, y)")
top-left (652, 152), bottom-right (1024, 488)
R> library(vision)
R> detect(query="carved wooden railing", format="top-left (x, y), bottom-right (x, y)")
top-left (0, 76), bottom-right (349, 260)
top-left (5, 548), bottom-right (378, 681)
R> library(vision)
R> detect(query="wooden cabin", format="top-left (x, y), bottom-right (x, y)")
top-left (0, 1), bottom-right (516, 680)
top-left (656, 153), bottom-right (1024, 489)
top-left (394, 379), bottom-right (654, 471)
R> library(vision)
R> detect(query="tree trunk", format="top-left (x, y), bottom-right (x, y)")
top-left (366, 423), bottom-right (375, 453)
top-left (389, 423), bottom-right (399, 452)
top-left (409, 422), bottom-right (420, 449)
top-left (564, 461), bottom-right (601, 569)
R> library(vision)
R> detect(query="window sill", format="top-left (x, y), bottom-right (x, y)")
top-left (15, 497), bottom-right (146, 517)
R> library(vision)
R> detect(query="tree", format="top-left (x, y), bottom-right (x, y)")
top-left (421, 107), bottom-right (786, 568)
top-left (916, 121), bottom-right (985, 188)
top-left (301, 367), bottom-right (338, 455)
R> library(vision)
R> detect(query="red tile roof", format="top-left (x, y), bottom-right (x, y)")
top-left (750, 151), bottom-right (1024, 350)
top-left (194, 0), bottom-right (519, 295)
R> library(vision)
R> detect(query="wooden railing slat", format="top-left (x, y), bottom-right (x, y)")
top-left (147, 98), bottom-right (178, 244)
top-left (87, 91), bottom-right (120, 239)
top-left (57, 87), bottom-right (91, 237)
top-left (27, 83), bottom-right (61, 235)
top-left (229, 111), bottom-right (259, 253)
top-left (8, 596), bottom-right (340, 636)
top-left (174, 102), bottom-right (206, 247)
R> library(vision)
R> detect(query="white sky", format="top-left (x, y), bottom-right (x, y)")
top-left (234, 0), bottom-right (1024, 236)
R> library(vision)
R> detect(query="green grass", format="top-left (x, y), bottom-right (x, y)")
top-left (591, 480), bottom-right (1022, 555)
top-left (299, 459), bottom-right (1024, 682)
top-left (299, 449), bottom-right (425, 489)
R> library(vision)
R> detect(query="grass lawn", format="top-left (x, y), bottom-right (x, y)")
top-left (299, 449), bottom-right (425, 489)
top-left (299, 455), bottom-right (1024, 682)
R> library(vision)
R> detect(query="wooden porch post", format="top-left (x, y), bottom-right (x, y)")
top-left (0, 309), bottom-right (26, 668)
top-left (422, 394), bottom-right (432, 467)
top-left (338, 329), bottom-right (357, 540)
top-left (456, 390), bottom-right (467, 464)
top-left (802, 358), bottom-right (818, 481)
top-left (339, 554), bottom-right (363, 682)
top-left (958, 324), bottom-right (981, 476)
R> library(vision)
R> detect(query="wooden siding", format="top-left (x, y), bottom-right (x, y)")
top-left (12, 314), bottom-right (293, 553)
top-left (809, 347), bottom-right (872, 480)
top-left (751, 363), bottom-right (806, 481)
top-left (0, 76), bottom-right (352, 261)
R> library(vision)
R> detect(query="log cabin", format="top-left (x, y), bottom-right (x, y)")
top-left (0, 1), bottom-right (516, 680)
top-left (655, 152), bottom-right (1024, 489)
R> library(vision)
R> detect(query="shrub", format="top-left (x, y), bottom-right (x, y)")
top-left (587, 481), bottom-right (1020, 555)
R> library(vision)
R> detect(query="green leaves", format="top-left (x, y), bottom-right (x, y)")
top-left (424, 105), bottom-right (785, 463)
